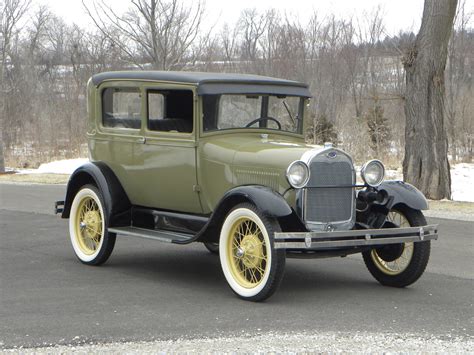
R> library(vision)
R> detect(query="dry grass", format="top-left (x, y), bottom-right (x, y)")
top-left (427, 200), bottom-right (474, 213)
top-left (5, 144), bottom-right (88, 169)
top-left (0, 173), bottom-right (70, 184)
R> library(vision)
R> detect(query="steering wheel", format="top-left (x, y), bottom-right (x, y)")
top-left (245, 116), bottom-right (281, 130)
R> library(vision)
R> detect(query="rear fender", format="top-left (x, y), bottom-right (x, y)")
top-left (61, 162), bottom-right (131, 226)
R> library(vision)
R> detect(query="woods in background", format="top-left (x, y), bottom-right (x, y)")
top-left (0, 0), bottom-right (472, 191)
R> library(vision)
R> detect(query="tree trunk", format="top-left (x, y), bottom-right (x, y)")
top-left (0, 132), bottom-right (5, 173)
top-left (403, 0), bottom-right (457, 200)
top-left (0, 63), bottom-right (5, 173)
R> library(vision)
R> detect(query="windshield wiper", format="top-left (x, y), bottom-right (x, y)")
top-left (282, 100), bottom-right (296, 126)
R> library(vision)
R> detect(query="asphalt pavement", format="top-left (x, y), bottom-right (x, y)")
top-left (0, 183), bottom-right (473, 349)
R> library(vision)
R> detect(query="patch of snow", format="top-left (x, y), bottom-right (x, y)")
top-left (17, 158), bottom-right (88, 175)
top-left (451, 163), bottom-right (474, 202)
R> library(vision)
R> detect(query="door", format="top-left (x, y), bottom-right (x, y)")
top-left (131, 85), bottom-right (202, 213)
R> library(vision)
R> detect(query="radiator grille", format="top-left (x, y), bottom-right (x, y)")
top-left (304, 151), bottom-right (354, 224)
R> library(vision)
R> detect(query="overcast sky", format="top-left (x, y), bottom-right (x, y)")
top-left (36, 0), bottom-right (436, 36)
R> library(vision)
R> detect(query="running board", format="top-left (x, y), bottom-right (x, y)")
top-left (108, 226), bottom-right (194, 243)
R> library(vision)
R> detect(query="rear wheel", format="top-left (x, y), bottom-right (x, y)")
top-left (69, 184), bottom-right (116, 265)
top-left (362, 206), bottom-right (430, 287)
top-left (219, 203), bottom-right (285, 301)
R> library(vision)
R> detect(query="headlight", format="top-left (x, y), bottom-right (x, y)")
top-left (361, 160), bottom-right (385, 187)
top-left (286, 161), bottom-right (310, 188)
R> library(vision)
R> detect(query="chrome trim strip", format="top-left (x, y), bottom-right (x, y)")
top-left (108, 227), bottom-right (193, 243)
top-left (273, 224), bottom-right (438, 249)
top-left (300, 146), bottom-right (349, 166)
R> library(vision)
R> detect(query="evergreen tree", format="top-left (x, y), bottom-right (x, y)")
top-left (307, 114), bottom-right (338, 145)
top-left (365, 104), bottom-right (391, 155)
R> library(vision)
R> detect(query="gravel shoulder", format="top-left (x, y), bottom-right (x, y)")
top-left (3, 332), bottom-right (473, 353)
top-left (424, 200), bottom-right (474, 222)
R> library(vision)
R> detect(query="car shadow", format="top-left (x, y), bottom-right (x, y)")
top-left (98, 243), bottom-right (414, 300)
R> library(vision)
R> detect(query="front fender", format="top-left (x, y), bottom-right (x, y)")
top-left (377, 181), bottom-right (429, 211)
top-left (62, 162), bottom-right (131, 226)
top-left (219, 185), bottom-right (293, 217)
top-left (196, 185), bottom-right (302, 244)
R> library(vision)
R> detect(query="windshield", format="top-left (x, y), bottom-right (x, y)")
top-left (203, 94), bottom-right (304, 134)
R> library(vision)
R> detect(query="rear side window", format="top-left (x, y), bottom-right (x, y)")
top-left (102, 88), bottom-right (141, 129)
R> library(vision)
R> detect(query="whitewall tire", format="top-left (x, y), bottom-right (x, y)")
top-left (219, 203), bottom-right (285, 301)
top-left (69, 184), bottom-right (116, 265)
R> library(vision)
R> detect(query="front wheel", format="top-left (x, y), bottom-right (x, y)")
top-left (219, 203), bottom-right (286, 302)
top-left (69, 184), bottom-right (116, 265)
top-left (362, 206), bottom-right (430, 287)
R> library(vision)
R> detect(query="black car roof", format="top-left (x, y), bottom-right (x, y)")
top-left (91, 71), bottom-right (312, 97)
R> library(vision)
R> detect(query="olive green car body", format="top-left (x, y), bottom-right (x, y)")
top-left (85, 73), bottom-right (311, 216)
top-left (57, 71), bottom-right (438, 301)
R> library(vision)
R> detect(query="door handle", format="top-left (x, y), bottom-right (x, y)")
top-left (137, 136), bottom-right (146, 144)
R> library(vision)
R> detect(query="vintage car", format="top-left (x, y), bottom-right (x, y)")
top-left (55, 71), bottom-right (438, 301)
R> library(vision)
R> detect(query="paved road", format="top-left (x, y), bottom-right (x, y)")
top-left (0, 183), bottom-right (473, 349)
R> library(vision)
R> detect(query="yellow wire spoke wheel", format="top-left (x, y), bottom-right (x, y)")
top-left (371, 242), bottom-right (414, 275)
top-left (75, 197), bottom-right (103, 255)
top-left (362, 206), bottom-right (431, 288)
top-left (227, 217), bottom-right (268, 288)
top-left (371, 211), bottom-right (414, 276)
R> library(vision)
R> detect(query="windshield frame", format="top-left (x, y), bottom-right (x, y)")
top-left (201, 93), bottom-right (306, 137)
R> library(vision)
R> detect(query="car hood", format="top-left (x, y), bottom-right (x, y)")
top-left (201, 133), bottom-right (323, 170)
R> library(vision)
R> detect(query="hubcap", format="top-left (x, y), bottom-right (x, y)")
top-left (75, 196), bottom-right (103, 255)
top-left (227, 217), bottom-right (268, 288)
top-left (239, 234), bottom-right (264, 269)
top-left (371, 211), bottom-right (414, 275)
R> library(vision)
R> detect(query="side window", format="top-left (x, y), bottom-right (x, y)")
top-left (148, 92), bottom-right (165, 121)
top-left (102, 88), bottom-right (141, 129)
top-left (147, 90), bottom-right (193, 133)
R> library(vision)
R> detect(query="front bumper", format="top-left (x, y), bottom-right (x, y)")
top-left (274, 224), bottom-right (438, 250)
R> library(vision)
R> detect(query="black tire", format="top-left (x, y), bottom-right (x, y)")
top-left (204, 242), bottom-right (219, 255)
top-left (69, 184), bottom-right (116, 266)
top-left (362, 205), bottom-right (431, 287)
top-left (219, 203), bottom-right (286, 302)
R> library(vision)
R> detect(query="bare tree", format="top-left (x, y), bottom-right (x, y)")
top-left (0, 0), bottom-right (31, 172)
top-left (220, 23), bottom-right (240, 70)
top-left (446, 0), bottom-right (473, 162)
top-left (403, 0), bottom-right (457, 199)
top-left (238, 8), bottom-right (269, 73)
top-left (83, 0), bottom-right (205, 69)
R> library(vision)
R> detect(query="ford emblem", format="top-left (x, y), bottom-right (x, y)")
top-left (327, 151), bottom-right (337, 159)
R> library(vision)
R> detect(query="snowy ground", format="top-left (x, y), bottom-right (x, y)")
top-left (14, 158), bottom-right (89, 175)
top-left (450, 163), bottom-right (474, 202)
top-left (8, 159), bottom-right (474, 202)
top-left (385, 163), bottom-right (474, 202)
